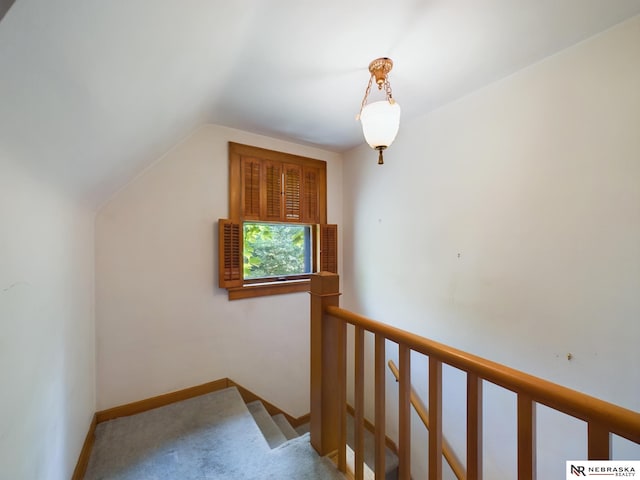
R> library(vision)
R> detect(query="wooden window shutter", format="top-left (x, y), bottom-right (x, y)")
top-left (284, 163), bottom-right (302, 221)
top-left (241, 157), bottom-right (261, 219)
top-left (320, 224), bottom-right (338, 273)
top-left (264, 161), bottom-right (282, 221)
top-left (218, 219), bottom-right (243, 288)
top-left (302, 166), bottom-right (319, 224)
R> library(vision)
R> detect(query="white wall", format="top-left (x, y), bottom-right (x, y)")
top-left (0, 158), bottom-right (95, 480)
top-left (95, 124), bottom-right (343, 415)
top-left (342, 16), bottom-right (640, 479)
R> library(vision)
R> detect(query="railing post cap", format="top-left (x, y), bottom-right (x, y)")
top-left (310, 272), bottom-right (340, 296)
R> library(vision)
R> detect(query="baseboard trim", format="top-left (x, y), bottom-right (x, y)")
top-left (96, 378), bottom-right (230, 423)
top-left (74, 378), bottom-right (311, 479)
top-left (71, 413), bottom-right (97, 480)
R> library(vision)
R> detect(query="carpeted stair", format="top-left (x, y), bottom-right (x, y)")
top-left (246, 400), bottom-right (289, 448)
top-left (84, 387), bottom-right (346, 479)
top-left (84, 386), bottom-right (398, 479)
top-left (248, 398), bottom-right (399, 480)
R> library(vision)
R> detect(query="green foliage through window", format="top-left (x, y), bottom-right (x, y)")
top-left (243, 223), bottom-right (311, 279)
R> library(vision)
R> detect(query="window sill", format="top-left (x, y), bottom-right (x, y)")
top-left (227, 279), bottom-right (310, 300)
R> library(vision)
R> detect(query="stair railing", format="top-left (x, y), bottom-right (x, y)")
top-left (309, 272), bottom-right (640, 480)
top-left (388, 359), bottom-right (466, 480)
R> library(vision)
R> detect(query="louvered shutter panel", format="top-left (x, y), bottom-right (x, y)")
top-left (242, 157), bottom-right (261, 219)
top-left (302, 166), bottom-right (319, 224)
top-left (218, 219), bottom-right (243, 288)
top-left (264, 161), bottom-right (282, 221)
top-left (284, 163), bottom-right (302, 221)
top-left (320, 224), bottom-right (338, 273)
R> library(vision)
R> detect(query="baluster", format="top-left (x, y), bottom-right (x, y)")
top-left (338, 319), bottom-right (347, 472)
top-left (588, 422), bottom-right (611, 460)
top-left (517, 394), bottom-right (536, 480)
top-left (467, 373), bottom-right (483, 480)
top-left (355, 326), bottom-right (365, 480)
top-left (375, 334), bottom-right (386, 479)
top-left (398, 344), bottom-right (411, 480)
top-left (429, 358), bottom-right (443, 480)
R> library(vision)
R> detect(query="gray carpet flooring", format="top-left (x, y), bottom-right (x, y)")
top-left (84, 387), bottom-right (345, 479)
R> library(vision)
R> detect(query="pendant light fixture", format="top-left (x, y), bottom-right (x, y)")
top-left (357, 57), bottom-right (401, 165)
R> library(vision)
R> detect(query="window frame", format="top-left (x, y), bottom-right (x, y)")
top-left (219, 142), bottom-right (336, 300)
top-left (242, 221), bottom-right (313, 283)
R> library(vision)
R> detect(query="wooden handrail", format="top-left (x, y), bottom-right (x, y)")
top-left (388, 359), bottom-right (466, 480)
top-left (325, 304), bottom-right (640, 444)
top-left (310, 273), bottom-right (640, 480)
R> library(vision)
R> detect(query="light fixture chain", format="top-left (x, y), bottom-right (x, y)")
top-left (384, 78), bottom-right (394, 103)
top-left (356, 74), bottom-right (374, 120)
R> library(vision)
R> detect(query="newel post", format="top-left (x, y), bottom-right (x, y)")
top-left (309, 272), bottom-right (343, 456)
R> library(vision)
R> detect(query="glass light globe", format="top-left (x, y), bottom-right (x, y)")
top-left (360, 100), bottom-right (401, 149)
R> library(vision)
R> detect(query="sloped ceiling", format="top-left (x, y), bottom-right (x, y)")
top-left (0, 1), bottom-right (16, 22)
top-left (1, 1), bottom-right (639, 206)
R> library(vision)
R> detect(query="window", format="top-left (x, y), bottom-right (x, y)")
top-left (218, 142), bottom-right (337, 300)
top-left (243, 222), bottom-right (311, 280)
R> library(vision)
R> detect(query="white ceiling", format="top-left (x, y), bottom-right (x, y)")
top-left (1, 0), bottom-right (640, 206)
